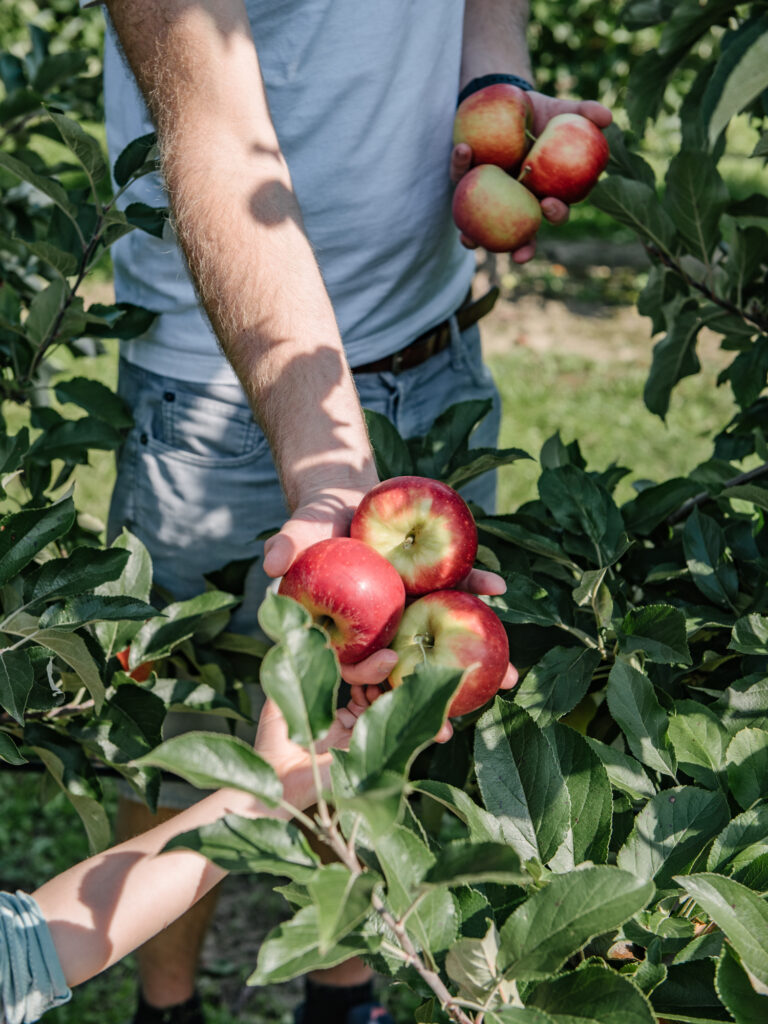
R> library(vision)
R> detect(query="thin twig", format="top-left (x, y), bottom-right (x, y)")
top-left (666, 461), bottom-right (768, 525)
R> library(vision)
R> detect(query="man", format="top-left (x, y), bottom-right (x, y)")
top-left (96, 1), bottom-right (611, 1022)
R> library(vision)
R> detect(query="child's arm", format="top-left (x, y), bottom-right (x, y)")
top-left (30, 693), bottom-right (372, 989)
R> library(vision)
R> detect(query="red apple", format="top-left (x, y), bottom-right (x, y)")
top-left (277, 537), bottom-right (406, 664)
top-left (116, 646), bottom-right (155, 682)
top-left (518, 113), bottom-right (609, 205)
top-left (453, 83), bottom-right (532, 171)
top-left (452, 164), bottom-right (542, 253)
top-left (350, 476), bottom-right (478, 596)
top-left (388, 590), bottom-right (510, 717)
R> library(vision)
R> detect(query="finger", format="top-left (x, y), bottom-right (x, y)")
top-left (341, 648), bottom-right (398, 686)
top-left (499, 662), bottom-right (519, 690)
top-left (262, 531), bottom-right (297, 578)
top-left (511, 239), bottom-right (537, 264)
top-left (450, 142), bottom-right (473, 184)
top-left (575, 99), bottom-right (613, 127)
top-left (435, 720), bottom-right (453, 743)
top-left (336, 706), bottom-right (357, 730)
top-left (459, 568), bottom-right (507, 596)
top-left (540, 196), bottom-right (570, 225)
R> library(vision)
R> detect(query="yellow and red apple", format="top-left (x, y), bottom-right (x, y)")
top-left (277, 537), bottom-right (406, 664)
top-left (388, 590), bottom-right (510, 717)
top-left (453, 83), bottom-right (532, 171)
top-left (452, 164), bottom-right (542, 253)
top-left (350, 476), bottom-right (478, 596)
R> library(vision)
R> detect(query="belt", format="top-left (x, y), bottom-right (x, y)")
top-left (352, 286), bottom-right (500, 375)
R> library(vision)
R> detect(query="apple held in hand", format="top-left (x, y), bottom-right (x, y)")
top-left (453, 83), bottom-right (532, 171)
top-left (388, 590), bottom-right (510, 718)
top-left (350, 476), bottom-right (478, 596)
top-left (519, 113), bottom-right (609, 205)
top-left (452, 165), bottom-right (542, 253)
top-left (277, 537), bottom-right (406, 664)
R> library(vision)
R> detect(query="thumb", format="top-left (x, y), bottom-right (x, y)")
top-left (262, 531), bottom-right (297, 578)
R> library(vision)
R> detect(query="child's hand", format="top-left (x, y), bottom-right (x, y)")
top-left (254, 689), bottom-right (379, 809)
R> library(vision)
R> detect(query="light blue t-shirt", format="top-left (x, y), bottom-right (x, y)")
top-left (0, 892), bottom-right (70, 1024)
top-left (102, 0), bottom-right (475, 384)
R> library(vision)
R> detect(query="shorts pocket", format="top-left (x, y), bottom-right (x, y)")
top-left (141, 388), bottom-right (270, 467)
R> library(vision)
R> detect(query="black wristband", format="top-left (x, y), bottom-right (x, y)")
top-left (457, 73), bottom-right (534, 107)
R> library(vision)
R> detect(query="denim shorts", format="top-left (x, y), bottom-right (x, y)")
top-left (110, 316), bottom-right (501, 806)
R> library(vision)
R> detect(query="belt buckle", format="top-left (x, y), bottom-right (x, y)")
top-left (391, 349), bottom-right (406, 374)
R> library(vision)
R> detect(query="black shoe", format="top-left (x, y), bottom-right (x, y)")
top-left (295, 997), bottom-right (395, 1024)
top-left (132, 990), bottom-right (205, 1024)
top-left (294, 978), bottom-right (395, 1024)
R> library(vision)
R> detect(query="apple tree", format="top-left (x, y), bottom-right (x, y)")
top-left (142, 5), bottom-right (768, 1023)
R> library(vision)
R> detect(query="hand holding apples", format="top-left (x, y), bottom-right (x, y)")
top-left (451, 86), bottom-right (612, 259)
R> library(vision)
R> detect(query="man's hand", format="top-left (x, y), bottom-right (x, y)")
top-left (450, 93), bottom-right (612, 262)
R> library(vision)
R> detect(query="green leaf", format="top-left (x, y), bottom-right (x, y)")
top-left (26, 547), bottom-right (130, 604)
top-left (606, 661), bottom-right (677, 777)
top-left (31, 50), bottom-right (88, 92)
top-left (0, 649), bottom-right (34, 724)
top-left (617, 786), bottom-right (730, 888)
top-left (113, 131), bottom-right (158, 187)
top-left (667, 700), bottom-right (729, 790)
top-left (498, 866), bottom-right (654, 980)
top-left (341, 665), bottom-right (462, 785)
top-left (26, 725), bottom-right (110, 853)
top-left (21, 627), bottom-right (106, 710)
top-left (716, 943), bottom-right (768, 1024)
top-left (93, 530), bottom-right (153, 657)
top-left (477, 516), bottom-right (575, 567)
top-left (675, 872), bottom-right (768, 986)
top-left (702, 15), bottom-right (768, 145)
top-left (538, 465), bottom-right (628, 566)
top-left (413, 398), bottom-right (493, 480)
top-left (363, 408), bottom-right (414, 480)
top-left (424, 840), bottom-right (526, 888)
top-left (307, 864), bottom-right (377, 953)
top-left (590, 177), bottom-right (679, 255)
top-left (249, 905), bottom-right (372, 985)
top-left (529, 964), bottom-right (657, 1024)
top-left (373, 825), bottom-right (435, 917)
top-left (81, 682), bottom-right (165, 764)
top-left (148, 678), bottom-right (247, 720)
top-left (15, 237), bottom-right (78, 278)
top-left (27, 416), bottom-right (124, 463)
top-left (38, 594), bottom-right (157, 631)
top-left (24, 278), bottom-right (66, 345)
top-left (617, 605), bottom-right (692, 665)
top-left (257, 591), bottom-right (311, 642)
top-left (446, 922), bottom-right (518, 1009)
top-left (549, 724), bottom-right (612, 866)
top-left (729, 614), bottom-right (768, 655)
top-left (644, 306), bottom-right (701, 419)
top-left (708, 804), bottom-right (768, 873)
top-left (474, 698), bottom-right (570, 864)
top-left (714, 675), bottom-right (768, 735)
top-left (54, 377), bottom-right (133, 428)
top-left (584, 736), bottom-right (656, 802)
top-left (166, 814), bottom-right (320, 880)
top-left (682, 507), bottom-right (739, 609)
top-left (125, 201), bottom-right (168, 238)
top-left (260, 621), bottom-right (339, 746)
top-left (0, 151), bottom-right (74, 217)
top-left (411, 779), bottom-right (505, 843)
top-left (514, 647), bottom-right (602, 728)
top-left (129, 591), bottom-right (238, 664)
top-left (138, 732), bottom-right (282, 803)
top-left (726, 728), bottom-right (768, 810)
top-left (621, 478), bottom-right (701, 536)
top-left (664, 151), bottom-right (728, 261)
top-left (48, 111), bottom-right (106, 183)
top-left (0, 731), bottom-right (26, 765)
top-left (487, 574), bottom-right (563, 629)
top-left (486, 1011), bottom-right (555, 1024)
top-left (445, 446), bottom-right (531, 491)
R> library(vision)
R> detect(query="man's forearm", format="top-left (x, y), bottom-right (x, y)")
top-left (106, 0), bottom-right (376, 510)
top-left (460, 0), bottom-right (532, 89)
